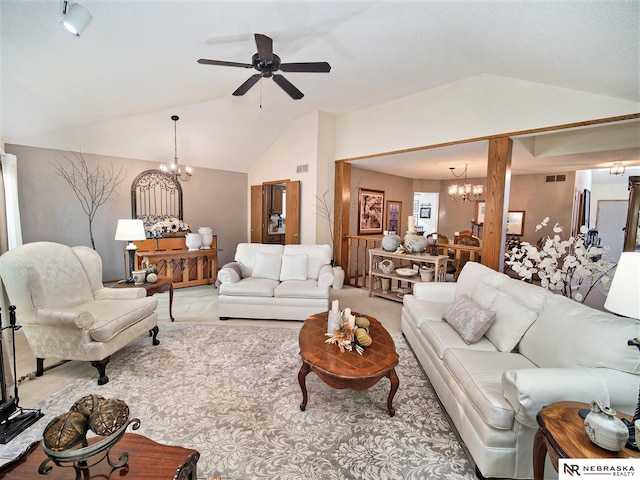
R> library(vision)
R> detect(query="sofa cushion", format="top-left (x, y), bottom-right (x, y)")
top-left (485, 292), bottom-right (538, 352)
top-left (84, 297), bottom-right (158, 342)
top-left (519, 294), bottom-right (640, 374)
top-left (403, 295), bottom-right (449, 329)
top-left (252, 253), bottom-right (282, 281)
top-left (443, 348), bottom-right (536, 430)
top-left (443, 294), bottom-right (496, 344)
top-left (283, 244), bottom-right (332, 280)
top-left (455, 262), bottom-right (508, 299)
top-left (418, 319), bottom-right (497, 360)
top-left (280, 254), bottom-right (308, 281)
top-left (274, 280), bottom-right (329, 299)
top-left (234, 243), bottom-right (284, 277)
top-left (471, 281), bottom-right (501, 309)
top-left (218, 277), bottom-right (279, 297)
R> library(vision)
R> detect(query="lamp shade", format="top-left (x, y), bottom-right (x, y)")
top-left (604, 252), bottom-right (640, 319)
top-left (114, 219), bottom-right (146, 242)
top-left (60, 2), bottom-right (92, 36)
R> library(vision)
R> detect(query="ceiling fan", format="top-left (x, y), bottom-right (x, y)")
top-left (197, 33), bottom-right (331, 100)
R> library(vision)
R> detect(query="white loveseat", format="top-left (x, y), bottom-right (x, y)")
top-left (217, 243), bottom-right (334, 320)
top-left (401, 261), bottom-right (639, 479)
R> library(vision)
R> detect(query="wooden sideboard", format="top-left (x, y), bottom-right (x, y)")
top-left (133, 236), bottom-right (220, 289)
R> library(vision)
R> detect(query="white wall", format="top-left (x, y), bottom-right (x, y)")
top-left (334, 74), bottom-right (640, 160)
top-left (248, 111), bottom-right (336, 245)
top-left (413, 192), bottom-right (439, 234)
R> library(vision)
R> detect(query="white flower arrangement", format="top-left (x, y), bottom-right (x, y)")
top-left (505, 217), bottom-right (613, 303)
top-left (151, 217), bottom-right (191, 236)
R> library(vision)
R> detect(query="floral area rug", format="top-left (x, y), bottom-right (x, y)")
top-left (5, 323), bottom-right (475, 479)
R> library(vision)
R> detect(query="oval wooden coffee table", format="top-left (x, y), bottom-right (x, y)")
top-left (298, 311), bottom-right (399, 416)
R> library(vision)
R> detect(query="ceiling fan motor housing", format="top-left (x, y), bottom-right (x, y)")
top-left (252, 53), bottom-right (281, 77)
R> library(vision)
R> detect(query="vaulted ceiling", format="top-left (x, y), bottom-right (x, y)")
top-left (1, 1), bottom-right (639, 176)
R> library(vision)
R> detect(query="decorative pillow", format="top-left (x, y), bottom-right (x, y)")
top-left (218, 265), bottom-right (241, 284)
top-left (442, 294), bottom-right (496, 344)
top-left (252, 253), bottom-right (282, 281)
top-left (280, 254), bottom-right (308, 281)
top-left (485, 292), bottom-right (538, 352)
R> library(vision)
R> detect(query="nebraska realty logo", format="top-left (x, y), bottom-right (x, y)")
top-left (560, 459), bottom-right (639, 478)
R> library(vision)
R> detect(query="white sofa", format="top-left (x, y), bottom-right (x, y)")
top-left (217, 243), bottom-right (334, 320)
top-left (401, 261), bottom-right (639, 479)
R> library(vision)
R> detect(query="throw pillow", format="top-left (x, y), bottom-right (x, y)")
top-left (485, 291), bottom-right (538, 352)
top-left (252, 253), bottom-right (282, 281)
top-left (280, 254), bottom-right (308, 281)
top-left (442, 294), bottom-right (496, 344)
top-left (217, 262), bottom-right (242, 284)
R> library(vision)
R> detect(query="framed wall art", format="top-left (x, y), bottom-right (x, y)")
top-left (358, 188), bottom-right (385, 235)
top-left (506, 210), bottom-right (525, 236)
top-left (419, 205), bottom-right (431, 219)
top-left (386, 200), bottom-right (402, 234)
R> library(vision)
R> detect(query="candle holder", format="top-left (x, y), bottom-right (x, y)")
top-left (430, 238), bottom-right (438, 256)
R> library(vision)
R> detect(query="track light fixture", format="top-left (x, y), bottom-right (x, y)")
top-left (60, 1), bottom-right (92, 36)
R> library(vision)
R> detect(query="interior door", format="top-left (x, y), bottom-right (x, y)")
top-left (596, 199), bottom-right (628, 262)
top-left (285, 180), bottom-right (300, 244)
top-left (250, 185), bottom-right (263, 243)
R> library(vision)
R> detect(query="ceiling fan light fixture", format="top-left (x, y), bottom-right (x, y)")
top-left (60, 1), bottom-right (92, 36)
top-left (159, 115), bottom-right (192, 182)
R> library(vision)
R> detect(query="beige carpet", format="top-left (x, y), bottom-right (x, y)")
top-left (14, 285), bottom-right (403, 409)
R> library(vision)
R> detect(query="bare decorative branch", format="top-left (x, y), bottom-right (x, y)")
top-left (52, 151), bottom-right (125, 250)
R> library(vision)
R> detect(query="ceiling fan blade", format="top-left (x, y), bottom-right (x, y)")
top-left (197, 59), bottom-right (252, 68)
top-left (280, 62), bottom-right (331, 73)
top-left (254, 33), bottom-right (273, 63)
top-left (272, 74), bottom-right (304, 100)
top-left (232, 74), bottom-right (261, 96)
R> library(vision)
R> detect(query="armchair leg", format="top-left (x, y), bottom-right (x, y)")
top-left (90, 357), bottom-right (111, 385)
top-left (36, 358), bottom-right (44, 377)
top-left (149, 326), bottom-right (160, 346)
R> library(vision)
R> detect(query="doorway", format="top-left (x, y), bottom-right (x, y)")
top-left (250, 179), bottom-right (300, 244)
top-left (596, 199), bottom-right (627, 263)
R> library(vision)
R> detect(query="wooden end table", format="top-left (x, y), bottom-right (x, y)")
top-left (0, 433), bottom-right (199, 479)
top-left (115, 276), bottom-right (175, 322)
top-left (298, 311), bottom-right (399, 416)
top-left (534, 401), bottom-right (640, 479)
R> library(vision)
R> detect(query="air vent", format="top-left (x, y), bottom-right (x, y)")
top-left (296, 164), bottom-right (308, 173)
top-left (545, 174), bottom-right (566, 183)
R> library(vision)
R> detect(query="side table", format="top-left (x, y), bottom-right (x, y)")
top-left (0, 433), bottom-right (199, 479)
top-left (115, 276), bottom-right (175, 322)
top-left (534, 401), bottom-right (640, 479)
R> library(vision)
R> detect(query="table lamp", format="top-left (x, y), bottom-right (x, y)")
top-left (604, 252), bottom-right (640, 444)
top-left (115, 219), bottom-right (147, 283)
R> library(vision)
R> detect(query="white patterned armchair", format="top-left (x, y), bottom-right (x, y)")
top-left (0, 242), bottom-right (159, 385)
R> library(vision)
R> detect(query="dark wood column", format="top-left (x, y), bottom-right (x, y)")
top-left (482, 137), bottom-right (512, 271)
top-left (623, 176), bottom-right (640, 252)
top-left (334, 161), bottom-right (351, 269)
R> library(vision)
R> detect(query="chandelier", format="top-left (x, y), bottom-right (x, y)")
top-left (447, 164), bottom-right (483, 202)
top-left (160, 115), bottom-right (192, 182)
top-left (609, 163), bottom-right (625, 175)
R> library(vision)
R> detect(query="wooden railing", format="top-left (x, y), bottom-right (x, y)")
top-left (343, 235), bottom-right (482, 288)
top-left (344, 235), bottom-right (381, 287)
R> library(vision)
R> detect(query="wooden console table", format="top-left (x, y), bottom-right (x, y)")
top-left (0, 433), bottom-right (199, 479)
top-left (133, 237), bottom-right (221, 289)
top-left (368, 248), bottom-right (449, 302)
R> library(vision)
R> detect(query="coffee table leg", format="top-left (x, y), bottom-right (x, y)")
top-left (387, 368), bottom-right (399, 417)
top-left (298, 361), bottom-right (311, 411)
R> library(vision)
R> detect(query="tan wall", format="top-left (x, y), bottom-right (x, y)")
top-left (350, 166), bottom-right (576, 245)
top-left (7, 144), bottom-right (247, 281)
